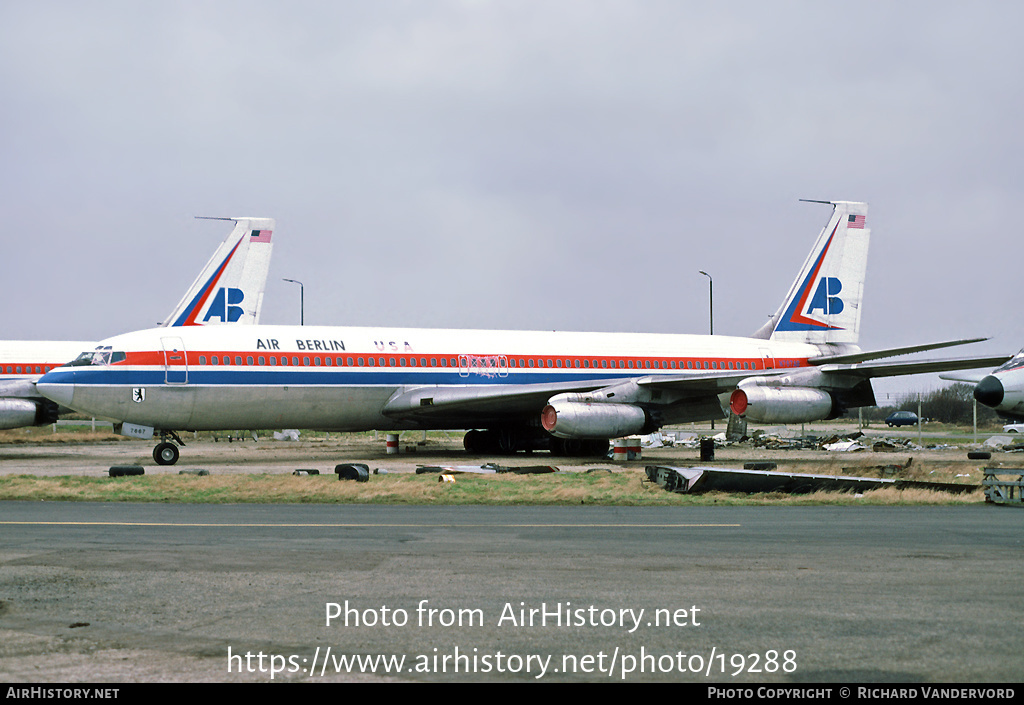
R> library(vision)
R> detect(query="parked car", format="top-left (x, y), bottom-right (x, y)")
top-left (885, 411), bottom-right (919, 427)
top-left (1002, 423), bottom-right (1024, 433)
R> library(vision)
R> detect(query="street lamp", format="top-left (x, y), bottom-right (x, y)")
top-left (282, 278), bottom-right (304, 325)
top-left (699, 270), bottom-right (715, 430)
top-left (698, 270), bottom-right (713, 335)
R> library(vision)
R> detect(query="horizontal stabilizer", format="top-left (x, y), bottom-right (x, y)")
top-left (808, 338), bottom-right (989, 365)
top-left (938, 371), bottom-right (988, 384)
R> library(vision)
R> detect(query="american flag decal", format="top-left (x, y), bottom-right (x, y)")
top-left (250, 229), bottom-right (272, 243)
top-left (847, 215), bottom-right (865, 229)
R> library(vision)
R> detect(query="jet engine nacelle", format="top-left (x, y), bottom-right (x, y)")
top-left (0, 398), bottom-right (59, 430)
top-left (729, 386), bottom-right (834, 424)
top-left (541, 400), bottom-right (651, 439)
top-left (975, 373), bottom-right (1024, 417)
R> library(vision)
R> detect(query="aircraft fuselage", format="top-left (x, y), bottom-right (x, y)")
top-left (37, 324), bottom-right (824, 432)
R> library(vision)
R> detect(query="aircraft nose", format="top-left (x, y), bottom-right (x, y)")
top-left (35, 372), bottom-right (75, 408)
top-left (974, 375), bottom-right (1004, 408)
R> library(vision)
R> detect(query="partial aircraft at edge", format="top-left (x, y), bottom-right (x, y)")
top-left (35, 201), bottom-right (1009, 465)
top-left (941, 349), bottom-right (1024, 421)
top-left (0, 217), bottom-right (275, 430)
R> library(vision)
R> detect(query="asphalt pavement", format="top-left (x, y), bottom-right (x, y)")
top-left (1, 501), bottom-right (1021, 683)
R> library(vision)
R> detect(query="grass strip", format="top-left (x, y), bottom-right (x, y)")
top-left (0, 470), bottom-right (984, 506)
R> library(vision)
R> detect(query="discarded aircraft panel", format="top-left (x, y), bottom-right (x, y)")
top-left (644, 466), bottom-right (704, 493)
top-left (335, 463), bottom-right (369, 482)
top-left (645, 466), bottom-right (977, 495)
top-left (417, 465), bottom-right (495, 475)
top-left (416, 464), bottom-right (558, 475)
top-left (484, 463), bottom-right (559, 475)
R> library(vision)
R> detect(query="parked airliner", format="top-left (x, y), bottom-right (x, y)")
top-left (0, 217), bottom-right (274, 430)
top-left (36, 202), bottom-right (1008, 464)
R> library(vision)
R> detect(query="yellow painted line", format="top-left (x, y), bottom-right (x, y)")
top-left (0, 520), bottom-right (741, 528)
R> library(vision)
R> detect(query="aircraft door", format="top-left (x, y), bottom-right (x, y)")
top-left (162, 337), bottom-right (189, 384)
top-left (759, 348), bottom-right (775, 371)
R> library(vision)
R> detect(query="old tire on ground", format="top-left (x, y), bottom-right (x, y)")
top-left (109, 465), bottom-right (145, 477)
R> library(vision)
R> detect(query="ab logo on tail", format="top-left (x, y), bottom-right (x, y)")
top-left (808, 277), bottom-right (843, 316)
top-left (777, 275), bottom-right (847, 332)
top-left (203, 287), bottom-right (245, 323)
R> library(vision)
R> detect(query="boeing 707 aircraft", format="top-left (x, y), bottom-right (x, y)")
top-left (35, 202), bottom-right (1008, 464)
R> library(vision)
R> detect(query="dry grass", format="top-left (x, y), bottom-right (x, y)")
top-left (0, 469), bottom-right (986, 506)
top-left (0, 428), bottom-right (127, 444)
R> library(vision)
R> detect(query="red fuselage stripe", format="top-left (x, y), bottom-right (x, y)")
top-left (114, 351), bottom-right (809, 371)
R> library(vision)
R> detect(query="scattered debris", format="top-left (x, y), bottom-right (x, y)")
top-left (416, 464), bottom-right (559, 475)
top-left (178, 469), bottom-right (209, 476)
top-left (822, 440), bottom-right (868, 452)
top-left (292, 469), bottom-right (320, 475)
top-left (426, 466), bottom-right (496, 475)
top-left (842, 458), bottom-right (913, 478)
top-left (726, 412), bottom-right (747, 442)
top-left (640, 433), bottom-right (665, 448)
top-left (982, 469), bottom-right (1024, 505)
top-left (335, 463), bottom-right (369, 482)
top-left (644, 466), bottom-right (702, 493)
top-left (983, 435), bottom-right (1014, 448)
top-left (273, 429), bottom-right (301, 441)
top-left (484, 463), bottom-right (558, 475)
top-left (699, 437), bottom-right (715, 461)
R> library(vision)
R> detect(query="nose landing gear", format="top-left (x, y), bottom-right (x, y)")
top-left (152, 431), bottom-right (186, 465)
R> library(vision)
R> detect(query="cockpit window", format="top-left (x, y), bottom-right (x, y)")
top-left (994, 348), bottom-right (1024, 374)
top-left (65, 347), bottom-right (126, 367)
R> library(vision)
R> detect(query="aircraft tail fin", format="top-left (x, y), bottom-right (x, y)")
top-left (752, 201), bottom-right (870, 345)
top-left (160, 217), bottom-right (275, 327)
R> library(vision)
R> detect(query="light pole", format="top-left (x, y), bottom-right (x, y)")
top-left (698, 271), bottom-right (713, 335)
top-left (699, 270), bottom-right (715, 430)
top-left (282, 278), bottom-right (304, 325)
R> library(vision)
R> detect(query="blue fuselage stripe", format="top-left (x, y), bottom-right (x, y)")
top-left (39, 367), bottom-right (643, 387)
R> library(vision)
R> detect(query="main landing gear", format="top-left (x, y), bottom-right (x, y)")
top-left (153, 431), bottom-right (186, 466)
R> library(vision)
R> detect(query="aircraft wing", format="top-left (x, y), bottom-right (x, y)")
top-left (383, 352), bottom-right (1010, 428)
top-left (382, 379), bottom-right (615, 421)
top-left (382, 366), bottom-right (796, 426)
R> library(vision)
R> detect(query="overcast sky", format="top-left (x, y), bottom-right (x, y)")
top-left (2, 1), bottom-right (1020, 399)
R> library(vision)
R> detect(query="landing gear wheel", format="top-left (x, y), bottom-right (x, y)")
top-left (153, 441), bottom-right (180, 466)
top-left (463, 430), bottom-right (485, 454)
